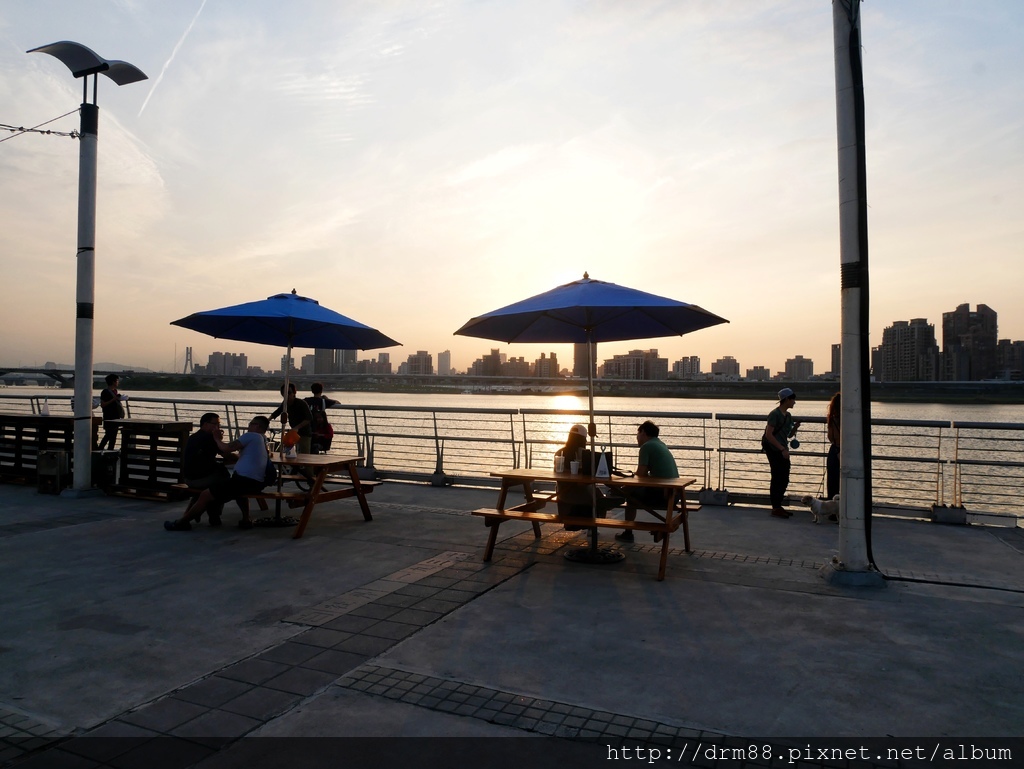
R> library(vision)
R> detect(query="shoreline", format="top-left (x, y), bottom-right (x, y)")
top-left (23, 375), bottom-right (1022, 404)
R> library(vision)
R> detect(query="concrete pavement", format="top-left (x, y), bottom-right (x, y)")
top-left (0, 479), bottom-right (1021, 768)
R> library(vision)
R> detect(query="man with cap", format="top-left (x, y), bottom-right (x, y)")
top-left (762, 387), bottom-right (801, 518)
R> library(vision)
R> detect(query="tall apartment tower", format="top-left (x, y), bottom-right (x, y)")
top-left (878, 319), bottom-right (939, 382)
top-left (710, 356), bottom-right (740, 378)
top-left (437, 350), bottom-right (452, 376)
top-left (784, 355), bottom-right (814, 381)
top-left (313, 349), bottom-right (337, 375)
top-left (406, 351), bottom-right (433, 375)
top-left (672, 356), bottom-right (701, 379)
top-left (573, 343), bottom-right (597, 378)
top-left (942, 303), bottom-right (998, 381)
top-left (831, 344), bottom-right (841, 377)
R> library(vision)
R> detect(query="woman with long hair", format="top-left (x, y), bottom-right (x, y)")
top-left (826, 392), bottom-right (841, 499)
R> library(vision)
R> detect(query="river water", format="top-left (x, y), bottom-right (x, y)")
top-left (7, 386), bottom-right (1024, 424)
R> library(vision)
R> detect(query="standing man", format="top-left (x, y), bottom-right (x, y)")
top-left (305, 383), bottom-right (339, 454)
top-left (762, 387), bottom-right (801, 518)
top-left (269, 383), bottom-right (313, 455)
top-left (182, 412), bottom-right (236, 526)
top-left (97, 374), bottom-right (125, 450)
top-left (165, 415), bottom-right (270, 531)
top-left (616, 420), bottom-right (679, 543)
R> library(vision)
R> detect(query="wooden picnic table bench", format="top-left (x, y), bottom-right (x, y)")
top-left (472, 468), bottom-right (698, 581)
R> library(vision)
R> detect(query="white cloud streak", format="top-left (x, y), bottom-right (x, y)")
top-left (138, 0), bottom-right (209, 117)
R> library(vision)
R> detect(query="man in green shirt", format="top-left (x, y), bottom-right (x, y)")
top-left (616, 420), bottom-right (679, 543)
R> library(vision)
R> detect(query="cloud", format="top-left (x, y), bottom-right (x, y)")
top-left (138, 0), bottom-right (209, 117)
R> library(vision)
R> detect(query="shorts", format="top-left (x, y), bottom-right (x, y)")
top-left (209, 473), bottom-right (265, 503)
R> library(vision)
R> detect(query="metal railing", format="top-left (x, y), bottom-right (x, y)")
top-left (2, 392), bottom-right (1021, 523)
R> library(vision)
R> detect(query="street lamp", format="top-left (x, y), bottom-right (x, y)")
top-left (27, 42), bottom-right (147, 494)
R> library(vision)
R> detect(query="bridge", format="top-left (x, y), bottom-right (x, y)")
top-left (0, 367), bottom-right (132, 387)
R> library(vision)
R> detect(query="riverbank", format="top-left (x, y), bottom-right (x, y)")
top-left (95, 374), bottom-right (1024, 404)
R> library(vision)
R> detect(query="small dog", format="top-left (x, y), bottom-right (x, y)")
top-left (798, 495), bottom-right (840, 524)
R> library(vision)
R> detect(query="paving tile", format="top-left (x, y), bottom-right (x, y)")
top-left (296, 627), bottom-right (353, 648)
top-left (15, 747), bottom-right (100, 769)
top-left (300, 649), bottom-right (367, 675)
top-left (333, 634), bottom-right (396, 656)
top-left (173, 677), bottom-right (254, 708)
top-left (386, 608), bottom-right (443, 626)
top-left (219, 687), bottom-right (303, 721)
top-left (107, 736), bottom-right (215, 769)
top-left (391, 584), bottom-right (440, 598)
top-left (358, 619), bottom-right (419, 641)
top-left (411, 597), bottom-right (462, 614)
top-left (263, 667), bottom-right (340, 696)
top-left (348, 603), bottom-right (403, 620)
top-left (215, 658), bottom-right (292, 686)
top-left (60, 722), bottom-right (159, 762)
top-left (320, 614), bottom-right (379, 633)
top-left (370, 592), bottom-right (422, 609)
top-left (256, 641), bottom-right (324, 666)
top-left (169, 709), bottom-right (262, 746)
top-left (119, 698), bottom-right (209, 733)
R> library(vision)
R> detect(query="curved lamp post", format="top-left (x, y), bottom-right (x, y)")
top-left (27, 42), bottom-right (147, 493)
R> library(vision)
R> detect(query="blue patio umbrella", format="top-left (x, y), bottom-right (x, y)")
top-left (456, 273), bottom-right (728, 560)
top-left (172, 289), bottom-right (400, 432)
top-left (456, 272), bottom-right (727, 433)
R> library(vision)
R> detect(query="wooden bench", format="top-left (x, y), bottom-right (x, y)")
top-left (170, 478), bottom-right (383, 514)
top-left (471, 498), bottom-right (699, 581)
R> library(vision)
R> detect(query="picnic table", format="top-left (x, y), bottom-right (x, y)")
top-left (472, 468), bottom-right (698, 581)
top-left (263, 453), bottom-right (379, 539)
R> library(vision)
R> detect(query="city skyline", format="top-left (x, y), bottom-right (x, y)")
top-left (171, 299), bottom-right (1020, 381)
top-left (2, 3), bottom-right (1021, 375)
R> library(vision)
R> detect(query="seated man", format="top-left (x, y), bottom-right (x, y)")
top-left (182, 412), bottom-right (236, 526)
top-left (616, 420), bottom-right (679, 543)
top-left (165, 416), bottom-right (270, 531)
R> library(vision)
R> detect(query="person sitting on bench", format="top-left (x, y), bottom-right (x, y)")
top-left (182, 412), bottom-right (237, 527)
top-left (616, 420), bottom-right (679, 543)
top-left (164, 416), bottom-right (270, 532)
top-left (555, 424), bottom-right (622, 527)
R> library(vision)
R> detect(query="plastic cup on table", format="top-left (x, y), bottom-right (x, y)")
top-left (570, 460), bottom-right (580, 475)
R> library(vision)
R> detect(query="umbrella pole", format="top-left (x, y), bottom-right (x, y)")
top-left (588, 336), bottom-right (599, 552)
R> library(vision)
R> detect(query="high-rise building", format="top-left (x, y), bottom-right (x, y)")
top-left (280, 354), bottom-right (295, 374)
top-left (602, 350), bottom-right (668, 380)
top-left (831, 344), bottom-right (841, 377)
top-left (437, 350), bottom-right (452, 376)
top-left (746, 365), bottom-right (771, 381)
top-left (313, 348), bottom-right (336, 375)
top-left (533, 352), bottom-right (559, 378)
top-left (878, 319), bottom-right (939, 382)
top-left (469, 349), bottom-right (503, 377)
top-left (784, 355), bottom-right (814, 381)
top-left (942, 303), bottom-right (998, 381)
top-left (573, 343), bottom-right (596, 378)
top-left (502, 356), bottom-right (531, 377)
top-left (710, 356), bottom-right (740, 378)
top-left (300, 354), bottom-right (316, 374)
top-left (672, 356), bottom-right (701, 379)
top-left (205, 352), bottom-right (248, 376)
top-left (405, 351), bottom-right (433, 375)
top-left (996, 339), bottom-right (1024, 380)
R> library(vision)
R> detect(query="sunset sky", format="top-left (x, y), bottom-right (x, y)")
top-left (1, 1), bottom-right (1021, 376)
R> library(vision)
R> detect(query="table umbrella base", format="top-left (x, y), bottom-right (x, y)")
top-left (253, 516), bottom-right (298, 528)
top-left (563, 546), bottom-right (625, 565)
